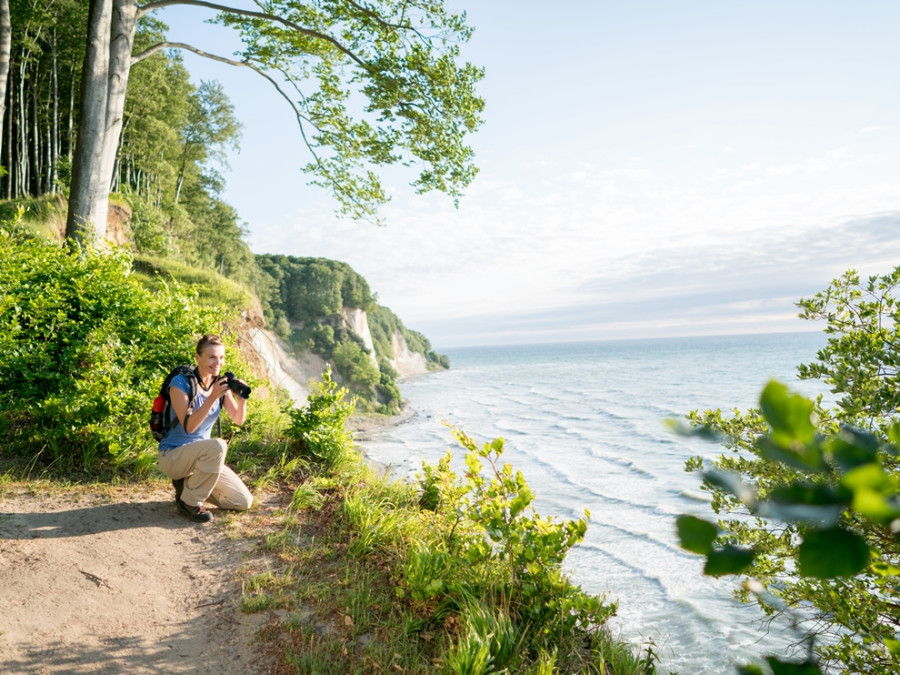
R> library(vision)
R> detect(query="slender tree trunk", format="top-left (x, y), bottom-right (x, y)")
top-left (50, 29), bottom-right (59, 192)
top-left (16, 59), bottom-right (26, 196)
top-left (0, 0), bottom-right (11, 164)
top-left (31, 76), bottom-right (40, 194)
top-left (4, 49), bottom-right (11, 198)
top-left (67, 64), bottom-right (75, 164)
top-left (100, 0), bottom-right (136, 193)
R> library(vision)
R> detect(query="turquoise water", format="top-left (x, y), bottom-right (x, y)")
top-left (356, 331), bottom-right (831, 674)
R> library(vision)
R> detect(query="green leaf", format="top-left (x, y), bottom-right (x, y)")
top-left (765, 657), bottom-right (823, 674)
top-left (703, 545), bottom-right (755, 577)
top-left (827, 428), bottom-right (879, 470)
top-left (885, 638), bottom-right (900, 656)
top-left (756, 436), bottom-right (825, 473)
top-left (703, 469), bottom-right (757, 505)
top-left (757, 483), bottom-right (845, 525)
top-left (676, 515), bottom-right (718, 554)
top-left (737, 666), bottom-right (767, 675)
top-left (798, 528), bottom-right (869, 578)
top-left (665, 417), bottom-right (722, 441)
top-left (842, 462), bottom-right (898, 494)
top-left (759, 380), bottom-right (817, 445)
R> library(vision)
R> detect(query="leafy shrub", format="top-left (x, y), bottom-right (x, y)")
top-left (0, 221), bottom-right (224, 476)
top-left (332, 341), bottom-right (380, 389)
top-left (285, 368), bottom-right (356, 469)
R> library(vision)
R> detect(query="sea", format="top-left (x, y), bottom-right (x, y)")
top-left (355, 331), bottom-right (833, 674)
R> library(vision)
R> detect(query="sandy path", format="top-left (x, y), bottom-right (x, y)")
top-left (0, 486), bottom-right (276, 674)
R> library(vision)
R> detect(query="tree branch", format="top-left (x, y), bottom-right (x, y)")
top-left (130, 41), bottom-right (379, 212)
top-left (137, 0), bottom-right (367, 67)
top-left (339, 0), bottom-right (418, 35)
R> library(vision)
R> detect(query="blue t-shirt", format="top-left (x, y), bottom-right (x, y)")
top-left (158, 373), bottom-right (221, 451)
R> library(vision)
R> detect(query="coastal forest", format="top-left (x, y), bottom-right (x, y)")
top-left (2, 1), bottom-right (900, 674)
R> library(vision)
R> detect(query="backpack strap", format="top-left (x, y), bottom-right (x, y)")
top-left (162, 365), bottom-right (200, 433)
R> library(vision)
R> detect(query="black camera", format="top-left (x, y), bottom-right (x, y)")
top-left (221, 371), bottom-right (251, 399)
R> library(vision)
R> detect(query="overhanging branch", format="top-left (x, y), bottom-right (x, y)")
top-left (137, 0), bottom-right (367, 67)
top-left (132, 41), bottom-right (318, 150)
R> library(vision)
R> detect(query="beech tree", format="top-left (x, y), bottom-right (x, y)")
top-left (65, 0), bottom-right (484, 247)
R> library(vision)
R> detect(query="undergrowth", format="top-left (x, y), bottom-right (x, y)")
top-left (233, 376), bottom-right (659, 674)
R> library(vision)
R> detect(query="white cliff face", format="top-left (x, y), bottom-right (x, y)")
top-left (246, 327), bottom-right (327, 407)
top-left (340, 307), bottom-right (379, 369)
top-left (390, 330), bottom-right (428, 378)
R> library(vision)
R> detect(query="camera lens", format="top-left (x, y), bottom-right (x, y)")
top-left (223, 371), bottom-right (251, 399)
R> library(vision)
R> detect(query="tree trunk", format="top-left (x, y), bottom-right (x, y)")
top-left (100, 0), bottom-right (137, 194)
top-left (66, 0), bottom-right (114, 246)
top-left (31, 74), bottom-right (40, 194)
top-left (67, 64), bottom-right (75, 165)
top-left (50, 29), bottom-right (59, 192)
top-left (0, 0), bottom-right (10, 163)
top-left (16, 59), bottom-right (26, 196)
top-left (67, 0), bottom-right (137, 247)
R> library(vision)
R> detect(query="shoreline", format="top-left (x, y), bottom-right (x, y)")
top-left (347, 401), bottom-right (417, 477)
top-left (346, 399), bottom-right (416, 435)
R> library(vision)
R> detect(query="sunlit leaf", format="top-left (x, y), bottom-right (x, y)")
top-left (759, 380), bottom-right (817, 445)
top-left (851, 489), bottom-right (900, 523)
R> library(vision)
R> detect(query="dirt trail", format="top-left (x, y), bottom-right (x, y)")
top-left (0, 485), bottom-right (277, 674)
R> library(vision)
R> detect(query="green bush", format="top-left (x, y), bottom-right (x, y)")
top-left (0, 221), bottom-right (224, 476)
top-left (285, 368), bottom-right (356, 470)
top-left (332, 341), bottom-right (380, 389)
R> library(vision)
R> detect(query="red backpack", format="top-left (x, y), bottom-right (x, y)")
top-left (149, 365), bottom-right (199, 441)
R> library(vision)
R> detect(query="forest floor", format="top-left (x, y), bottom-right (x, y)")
top-left (0, 482), bottom-right (287, 674)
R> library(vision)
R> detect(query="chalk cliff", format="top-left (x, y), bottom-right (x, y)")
top-left (340, 307), bottom-right (379, 370)
top-left (389, 330), bottom-right (428, 378)
top-left (241, 307), bottom-right (433, 409)
top-left (242, 326), bottom-right (326, 406)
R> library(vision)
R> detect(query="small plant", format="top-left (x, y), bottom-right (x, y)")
top-left (285, 367), bottom-right (356, 469)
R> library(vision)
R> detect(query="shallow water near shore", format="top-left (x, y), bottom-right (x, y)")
top-left (356, 331), bottom-right (830, 674)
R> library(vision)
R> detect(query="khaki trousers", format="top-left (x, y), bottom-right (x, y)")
top-left (158, 438), bottom-right (252, 511)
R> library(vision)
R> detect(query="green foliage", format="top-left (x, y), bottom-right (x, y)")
top-left (285, 368), bottom-right (357, 469)
top-left (0, 221), bottom-right (224, 476)
top-left (256, 255), bottom-right (376, 322)
top-left (256, 254), bottom-right (443, 414)
top-left (678, 268), bottom-right (900, 674)
top-left (449, 429), bottom-right (614, 635)
top-left (796, 267), bottom-right (900, 431)
top-left (332, 341), bottom-right (380, 390)
top-left (216, 0), bottom-right (484, 223)
top-left (393, 429), bottom-right (628, 670)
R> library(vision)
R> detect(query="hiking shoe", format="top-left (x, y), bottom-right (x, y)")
top-left (172, 478), bottom-right (184, 503)
top-left (177, 499), bottom-right (212, 523)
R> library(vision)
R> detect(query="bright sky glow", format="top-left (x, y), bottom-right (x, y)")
top-left (160, 1), bottom-right (900, 348)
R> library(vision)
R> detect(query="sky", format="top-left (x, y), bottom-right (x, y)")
top-left (160, 1), bottom-right (900, 349)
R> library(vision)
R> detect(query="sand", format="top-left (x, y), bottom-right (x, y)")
top-left (0, 485), bottom-right (277, 674)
